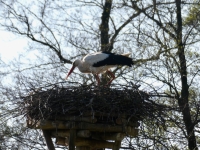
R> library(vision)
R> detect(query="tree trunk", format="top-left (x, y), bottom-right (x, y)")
top-left (175, 0), bottom-right (197, 149)
top-left (100, 0), bottom-right (112, 52)
top-left (100, 0), bottom-right (113, 85)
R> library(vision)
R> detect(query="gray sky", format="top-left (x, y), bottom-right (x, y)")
top-left (0, 30), bottom-right (27, 62)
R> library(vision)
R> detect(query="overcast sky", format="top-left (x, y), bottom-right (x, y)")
top-left (0, 30), bottom-right (27, 63)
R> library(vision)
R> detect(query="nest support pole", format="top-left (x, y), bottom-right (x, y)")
top-left (42, 130), bottom-right (55, 150)
top-left (33, 119), bottom-right (138, 150)
top-left (24, 85), bottom-right (152, 150)
top-left (54, 128), bottom-right (123, 150)
top-left (76, 146), bottom-right (91, 150)
top-left (69, 129), bottom-right (76, 150)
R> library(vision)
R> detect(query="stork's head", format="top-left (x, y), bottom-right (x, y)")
top-left (65, 60), bottom-right (80, 80)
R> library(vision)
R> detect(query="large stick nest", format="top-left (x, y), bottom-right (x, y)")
top-left (21, 84), bottom-right (165, 124)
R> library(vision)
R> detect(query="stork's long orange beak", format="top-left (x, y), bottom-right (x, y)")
top-left (65, 66), bottom-right (76, 80)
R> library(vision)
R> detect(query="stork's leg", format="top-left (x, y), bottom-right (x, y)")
top-left (106, 70), bottom-right (115, 85)
top-left (94, 74), bottom-right (101, 85)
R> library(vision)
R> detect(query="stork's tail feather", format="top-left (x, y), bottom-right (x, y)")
top-left (111, 54), bottom-right (134, 67)
top-left (122, 53), bottom-right (131, 57)
top-left (120, 55), bottom-right (134, 67)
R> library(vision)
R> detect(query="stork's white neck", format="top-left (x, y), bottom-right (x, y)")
top-left (73, 59), bottom-right (82, 67)
top-left (74, 59), bottom-right (90, 73)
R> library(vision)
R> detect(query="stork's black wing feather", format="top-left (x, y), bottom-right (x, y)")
top-left (93, 52), bottom-right (133, 67)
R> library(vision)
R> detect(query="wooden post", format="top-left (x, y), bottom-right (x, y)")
top-left (113, 140), bottom-right (121, 150)
top-left (52, 130), bottom-right (91, 138)
top-left (69, 129), bottom-right (76, 150)
top-left (65, 137), bottom-right (114, 149)
top-left (42, 130), bottom-right (55, 150)
top-left (76, 146), bottom-right (90, 150)
top-left (55, 137), bottom-right (68, 146)
top-left (92, 132), bottom-right (124, 141)
top-left (77, 130), bottom-right (91, 138)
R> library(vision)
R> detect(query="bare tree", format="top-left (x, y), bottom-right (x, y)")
top-left (1, 0), bottom-right (200, 149)
top-left (128, 0), bottom-right (200, 149)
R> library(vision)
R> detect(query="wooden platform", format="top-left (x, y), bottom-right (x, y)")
top-left (22, 85), bottom-right (155, 149)
top-left (27, 113), bottom-right (139, 150)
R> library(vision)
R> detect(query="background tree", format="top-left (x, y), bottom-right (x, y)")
top-left (0, 0), bottom-right (200, 149)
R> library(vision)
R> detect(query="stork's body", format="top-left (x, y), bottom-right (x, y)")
top-left (66, 51), bottom-right (133, 85)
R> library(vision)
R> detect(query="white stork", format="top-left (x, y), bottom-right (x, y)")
top-left (65, 51), bottom-right (133, 85)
